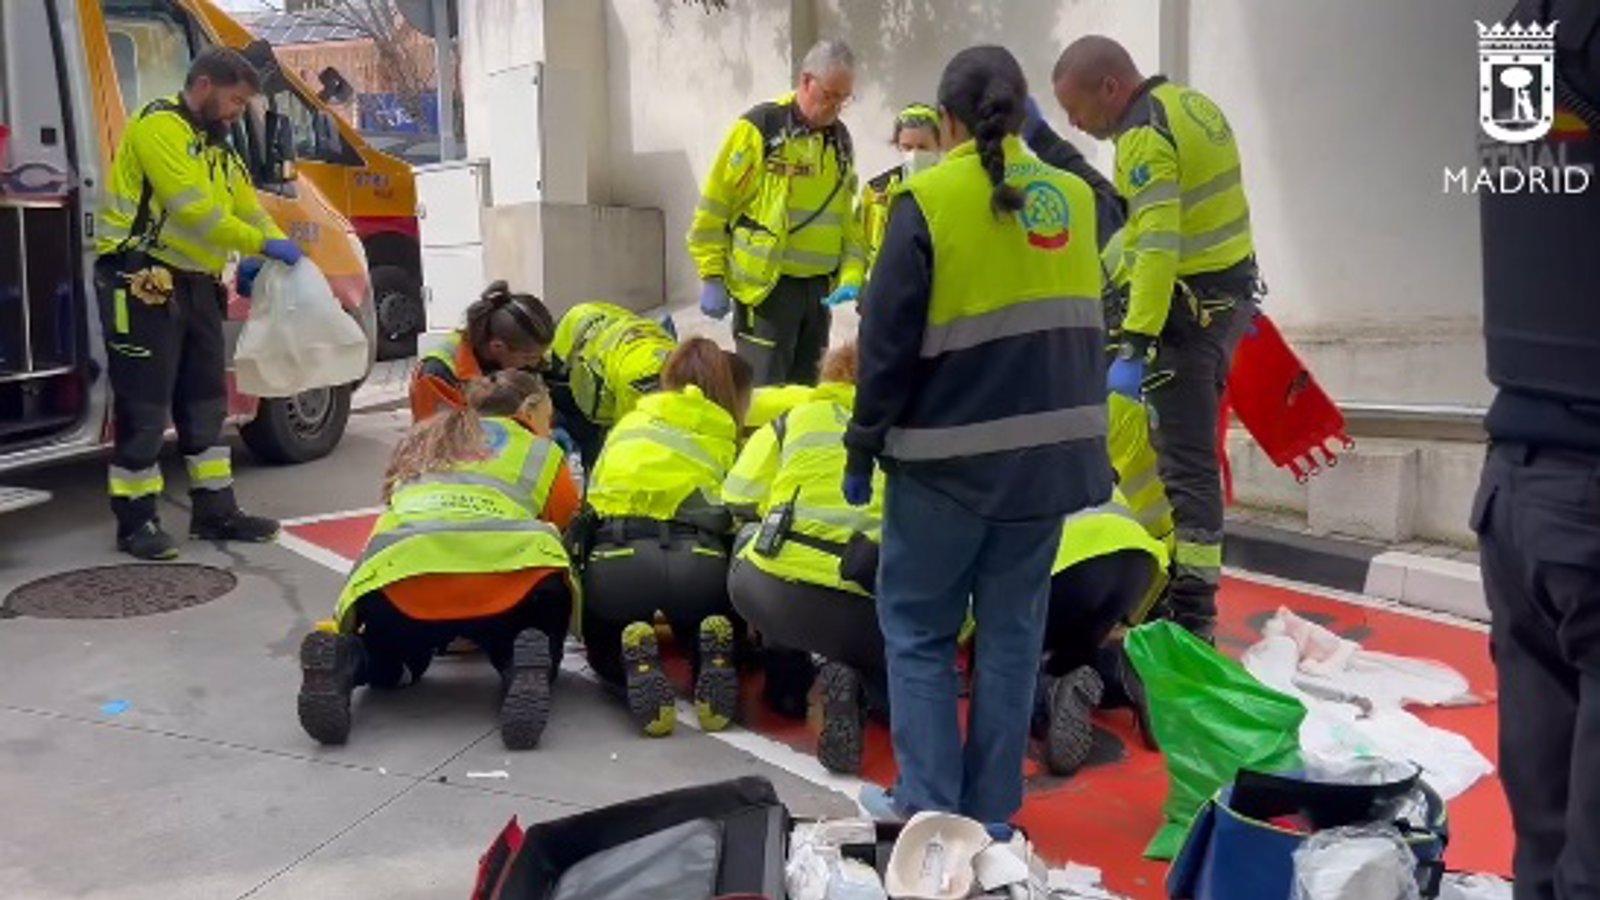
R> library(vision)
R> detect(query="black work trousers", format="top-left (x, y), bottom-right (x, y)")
top-left (94, 255), bottom-right (232, 534)
top-left (733, 275), bottom-right (832, 387)
top-left (728, 554), bottom-right (888, 710)
top-left (1475, 441), bottom-right (1600, 900)
top-left (1145, 290), bottom-right (1256, 632)
top-left (354, 578), bottom-right (573, 684)
top-left (580, 524), bottom-right (738, 687)
top-left (1042, 550), bottom-right (1155, 677)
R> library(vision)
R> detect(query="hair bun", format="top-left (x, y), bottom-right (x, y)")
top-left (481, 280), bottom-right (511, 305)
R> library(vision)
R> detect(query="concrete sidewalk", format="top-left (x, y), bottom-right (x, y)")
top-left (0, 408), bottom-right (851, 900)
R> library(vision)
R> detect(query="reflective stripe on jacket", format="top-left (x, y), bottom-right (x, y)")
top-left (724, 383), bottom-right (884, 596)
top-left (335, 417), bottom-right (571, 630)
top-left (97, 95), bottom-right (284, 274)
top-left (551, 302), bottom-right (675, 427)
top-left (686, 94), bottom-right (867, 307)
top-left (586, 386), bottom-right (738, 521)
top-left (1114, 78), bottom-right (1254, 338)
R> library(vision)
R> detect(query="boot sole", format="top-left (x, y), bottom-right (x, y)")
top-left (817, 663), bottom-right (864, 775)
top-left (622, 624), bottom-right (675, 737)
top-left (694, 616), bottom-right (737, 733)
top-left (298, 631), bottom-right (353, 746)
top-left (1046, 665), bottom-right (1105, 776)
top-left (500, 631), bottom-right (552, 751)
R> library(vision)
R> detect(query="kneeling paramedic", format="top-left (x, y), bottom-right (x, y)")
top-left (571, 338), bottom-right (753, 737)
top-left (1033, 488), bottom-right (1167, 777)
top-left (723, 343), bottom-right (886, 775)
top-left (410, 280), bottom-right (555, 422)
top-left (96, 48), bottom-right (296, 560)
top-left (545, 301), bottom-right (677, 469)
top-left (298, 371), bottom-right (580, 750)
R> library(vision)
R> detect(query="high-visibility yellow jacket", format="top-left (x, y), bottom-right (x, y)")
top-left (334, 417), bottom-right (571, 631)
top-left (686, 93), bottom-right (867, 307)
top-left (97, 95), bottom-right (285, 275)
top-left (550, 302), bottom-right (676, 428)
top-left (1114, 78), bottom-right (1254, 340)
top-left (586, 386), bottom-right (739, 521)
top-left (744, 384), bottom-right (817, 433)
top-left (855, 165), bottom-right (903, 275)
top-left (1053, 487), bottom-right (1170, 625)
top-left (724, 382), bottom-right (884, 596)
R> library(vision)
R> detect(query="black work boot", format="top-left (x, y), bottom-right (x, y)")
top-left (117, 520), bottom-right (180, 561)
top-left (1044, 665), bottom-right (1105, 776)
top-left (500, 630), bottom-right (554, 751)
top-left (113, 494), bottom-right (179, 561)
top-left (190, 488), bottom-right (280, 543)
top-left (817, 662), bottom-right (865, 775)
top-left (297, 630), bottom-right (363, 745)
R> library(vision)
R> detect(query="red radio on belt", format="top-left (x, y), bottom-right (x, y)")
top-left (1220, 311), bottom-right (1352, 501)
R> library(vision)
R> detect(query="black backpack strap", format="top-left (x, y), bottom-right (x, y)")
top-left (116, 97), bottom-right (191, 256)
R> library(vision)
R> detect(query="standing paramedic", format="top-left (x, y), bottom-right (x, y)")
top-left (688, 39), bottom-right (867, 385)
top-left (845, 46), bottom-right (1113, 836)
top-left (1473, 3), bottom-right (1600, 898)
top-left (96, 47), bottom-right (300, 560)
top-left (1050, 36), bottom-right (1258, 639)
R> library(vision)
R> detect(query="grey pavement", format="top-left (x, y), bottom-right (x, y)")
top-left (0, 404), bottom-right (853, 900)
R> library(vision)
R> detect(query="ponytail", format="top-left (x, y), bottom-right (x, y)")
top-left (937, 45), bottom-right (1028, 217)
top-left (382, 369), bottom-right (550, 500)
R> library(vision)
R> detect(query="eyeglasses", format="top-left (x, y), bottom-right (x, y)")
top-left (806, 75), bottom-right (854, 108)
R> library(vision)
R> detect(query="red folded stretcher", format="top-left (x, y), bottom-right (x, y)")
top-left (1220, 311), bottom-right (1352, 501)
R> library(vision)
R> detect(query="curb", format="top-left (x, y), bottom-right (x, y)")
top-left (1225, 520), bottom-right (1488, 622)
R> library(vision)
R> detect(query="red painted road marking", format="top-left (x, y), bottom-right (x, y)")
top-left (285, 513), bottom-right (1511, 899)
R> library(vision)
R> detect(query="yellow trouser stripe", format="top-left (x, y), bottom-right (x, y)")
top-left (109, 466), bottom-right (164, 498)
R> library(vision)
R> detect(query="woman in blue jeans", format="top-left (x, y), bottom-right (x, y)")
top-left (842, 45), bottom-right (1113, 837)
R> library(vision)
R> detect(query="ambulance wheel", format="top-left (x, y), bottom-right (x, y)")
top-left (372, 265), bottom-right (422, 361)
top-left (242, 385), bottom-right (352, 464)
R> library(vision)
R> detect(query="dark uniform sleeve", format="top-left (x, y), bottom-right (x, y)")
top-left (1024, 118), bottom-right (1127, 245)
top-left (845, 194), bottom-right (933, 475)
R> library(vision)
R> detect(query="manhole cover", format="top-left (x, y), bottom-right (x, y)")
top-left (3, 564), bottom-right (237, 620)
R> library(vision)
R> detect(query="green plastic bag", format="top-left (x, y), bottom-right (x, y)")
top-left (1124, 621), bottom-right (1307, 860)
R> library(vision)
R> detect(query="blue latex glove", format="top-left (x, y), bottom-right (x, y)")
top-left (1107, 357), bottom-right (1146, 399)
top-left (699, 279), bottom-right (730, 320)
top-left (842, 471), bottom-right (873, 507)
top-left (825, 284), bottom-right (860, 308)
top-left (262, 238), bottom-right (303, 266)
top-left (235, 257), bottom-right (265, 298)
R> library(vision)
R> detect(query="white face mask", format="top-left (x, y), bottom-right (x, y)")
top-left (902, 149), bottom-right (940, 177)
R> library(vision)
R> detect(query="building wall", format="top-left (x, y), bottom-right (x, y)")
top-left (1187, 0), bottom-right (1504, 408)
top-left (602, 0), bottom-right (797, 308)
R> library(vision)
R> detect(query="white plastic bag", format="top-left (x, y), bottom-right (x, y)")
top-left (1291, 826), bottom-right (1421, 900)
top-left (234, 258), bottom-right (368, 397)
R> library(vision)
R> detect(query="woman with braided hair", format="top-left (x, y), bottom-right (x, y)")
top-left (845, 45), bottom-right (1113, 836)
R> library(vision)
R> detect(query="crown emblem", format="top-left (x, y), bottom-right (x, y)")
top-left (1476, 20), bottom-right (1559, 50)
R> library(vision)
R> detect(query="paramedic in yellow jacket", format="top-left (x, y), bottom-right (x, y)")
top-left (1052, 36), bottom-right (1258, 640)
top-left (577, 339), bottom-right (754, 738)
top-left (723, 344), bottom-right (886, 776)
top-left (855, 104), bottom-right (941, 272)
top-left (687, 39), bottom-right (867, 386)
top-left (96, 48), bottom-right (297, 561)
